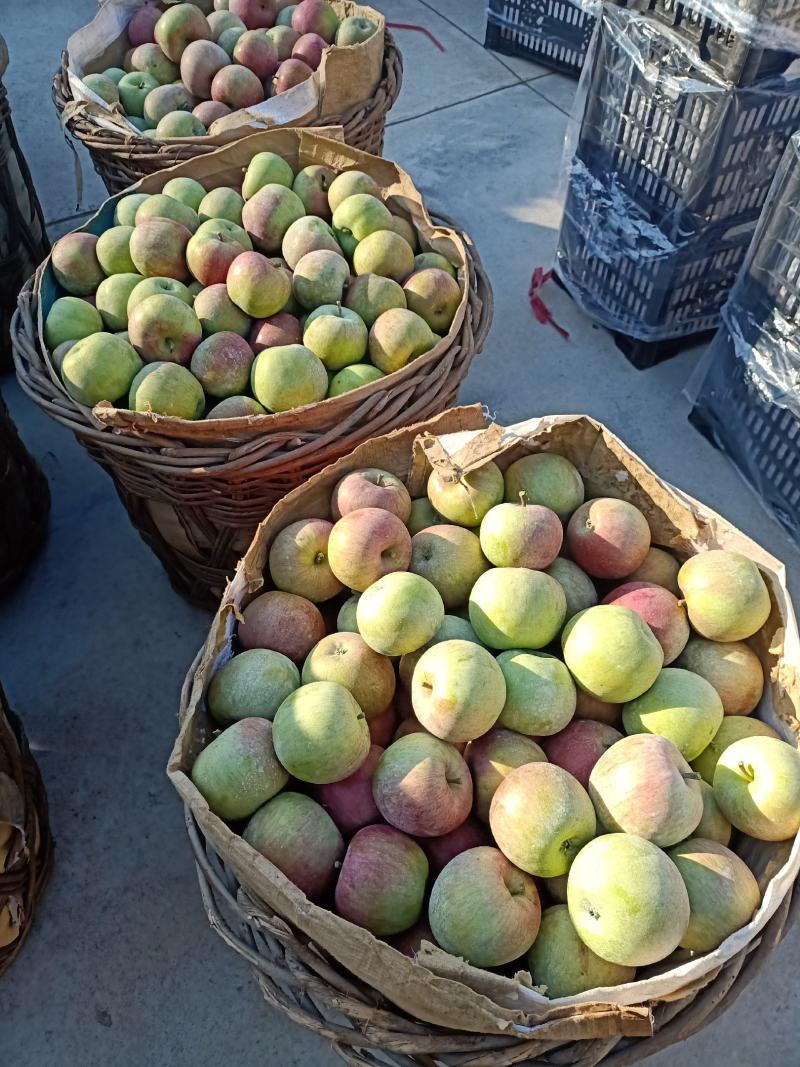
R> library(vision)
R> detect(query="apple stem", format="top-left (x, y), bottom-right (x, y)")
top-left (681, 772), bottom-right (702, 782)
top-left (336, 300), bottom-right (342, 318)
top-left (738, 760), bottom-right (756, 782)
top-left (314, 552), bottom-right (326, 565)
top-left (518, 490), bottom-right (529, 508)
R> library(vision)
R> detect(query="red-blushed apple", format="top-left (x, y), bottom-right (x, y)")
top-left (331, 468), bottom-right (412, 522)
top-left (135, 193), bottom-right (200, 232)
top-left (479, 501), bottom-right (563, 570)
top-left (267, 518), bottom-right (343, 602)
top-left (293, 164), bottom-right (336, 218)
top-left (314, 744), bottom-right (383, 833)
top-left (129, 217), bottom-right (192, 281)
top-left (186, 231), bottom-right (242, 286)
top-left (529, 904), bottom-right (636, 998)
top-left (627, 545), bottom-right (682, 596)
top-left (422, 817), bottom-right (491, 877)
top-left (292, 0), bottom-right (339, 42)
top-left (490, 763), bottom-right (595, 877)
top-left (128, 2), bottom-right (162, 47)
top-left (190, 331), bottom-right (254, 397)
top-left (281, 216), bottom-right (341, 269)
top-left (372, 733), bottom-right (472, 837)
top-left (327, 506), bottom-right (411, 591)
top-left (227, 250), bottom-right (290, 317)
top-left (211, 63), bottom-right (265, 107)
top-left (180, 38), bottom-right (230, 96)
top-left (678, 550), bottom-right (771, 642)
top-left (603, 581), bottom-right (689, 664)
top-left (562, 605), bottom-right (663, 704)
top-left (51, 232), bottom-right (104, 295)
top-left (249, 311), bottom-right (302, 351)
top-left (129, 44), bottom-right (179, 87)
top-left (193, 99), bottom-right (231, 126)
top-left (194, 283), bottom-right (251, 336)
top-left (357, 572), bottom-right (444, 657)
top-left (542, 720), bottom-right (622, 790)
top-left (503, 452), bottom-right (584, 521)
top-left (243, 792), bottom-right (343, 900)
top-left (335, 825), bottom-right (428, 935)
top-left (198, 185), bottom-right (244, 224)
top-left (402, 267), bottom-right (462, 333)
top-left (465, 728), bottom-right (547, 822)
top-left (242, 183), bottom-right (306, 253)
top-left (272, 680), bottom-right (370, 784)
top-left (230, 0), bottom-right (277, 29)
top-left (409, 525), bottom-right (489, 610)
top-left (128, 293), bottom-right (202, 364)
top-left (233, 29), bottom-right (280, 77)
top-left (154, 3), bottom-right (213, 62)
top-left (191, 717), bottom-right (288, 819)
top-left (496, 650), bottom-right (576, 737)
top-left (207, 647), bottom-right (300, 725)
top-left (713, 735), bottom-right (800, 841)
top-left (469, 569), bottom-right (566, 651)
top-left (238, 589), bottom-right (325, 661)
top-left (272, 56), bottom-right (314, 93)
top-left (368, 702), bottom-right (397, 747)
top-left (345, 273), bottom-right (406, 328)
top-left (676, 636), bottom-right (764, 716)
top-left (428, 846), bottom-right (541, 967)
top-left (692, 715), bottom-right (779, 784)
top-left (622, 667), bottom-right (724, 761)
top-left (292, 31), bottom-right (327, 68)
top-left (589, 733), bottom-right (703, 846)
top-left (567, 498), bottom-right (651, 579)
top-left (302, 631), bottom-right (395, 719)
top-left (574, 690), bottom-right (622, 726)
top-left (412, 640), bottom-right (505, 743)
top-left (242, 150), bottom-right (294, 197)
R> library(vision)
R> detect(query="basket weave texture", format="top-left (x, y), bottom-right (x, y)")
top-left (52, 33), bottom-right (403, 195)
top-left (0, 388), bottom-right (49, 595)
top-left (0, 686), bottom-right (53, 978)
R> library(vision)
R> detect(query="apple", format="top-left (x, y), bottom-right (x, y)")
top-left (51, 232), bottom-right (104, 295)
top-left (678, 550), bottom-right (771, 642)
top-left (206, 395), bottom-right (266, 417)
top-left (60, 334), bottom-right (142, 406)
top-left (302, 632), bottom-right (395, 718)
top-left (480, 501), bottom-right (563, 570)
top-left (238, 589), bottom-right (326, 661)
top-left (545, 557), bottom-right (597, 621)
top-left (189, 331), bottom-right (254, 397)
top-left (529, 905), bottom-right (636, 998)
top-left (128, 3), bottom-right (162, 47)
top-left (243, 792), bottom-right (343, 899)
top-left (292, 0), bottom-right (339, 42)
top-left (250, 343), bottom-right (327, 411)
top-left (327, 363), bottom-right (384, 397)
top-left (335, 825), bottom-right (428, 935)
top-left (135, 193), bottom-right (199, 232)
top-left (409, 525), bottom-right (488, 610)
top-left (195, 216), bottom-right (251, 249)
top-left (303, 308), bottom-right (367, 370)
top-left (335, 15), bottom-right (377, 46)
top-left (180, 38), bottom-right (230, 96)
top-left (328, 169), bottom-right (380, 211)
top-left (191, 717), bottom-right (288, 819)
top-left (314, 744), bottom-right (383, 833)
top-left (692, 714), bottom-right (780, 783)
top-left (345, 274), bottom-right (406, 328)
top-left (368, 308), bottom-right (437, 373)
top-left (427, 460), bottom-right (503, 526)
top-left (227, 250), bottom-right (290, 316)
top-left (542, 720), bottom-right (623, 789)
top-left (423, 818), bottom-right (491, 877)
top-left (129, 217), bottom-right (192, 280)
top-left (622, 667), bottom-right (724, 761)
top-left (272, 679), bottom-right (370, 783)
top-left (333, 193), bottom-right (393, 245)
top-left (503, 452), bottom-right (584, 521)
top-left (413, 252), bottom-right (456, 278)
top-left (155, 3), bottom-right (213, 62)
top-left (198, 186), bottom-right (245, 224)
top-left (243, 184), bottom-right (305, 253)
top-left (292, 164), bottom-right (336, 218)
top-left (694, 780), bottom-right (732, 845)
top-left (589, 733), bottom-right (703, 846)
top-left (465, 727), bottom-right (547, 821)
top-left (128, 361), bottom-right (205, 418)
top-left (230, 0), bottom-right (277, 29)
top-left (95, 274), bottom-right (142, 332)
top-left (332, 467), bottom-right (411, 522)
top-left (103, 67), bottom-right (128, 85)
top-left (627, 546), bottom-right (682, 596)
top-left (117, 71), bottom-right (159, 116)
top-left (44, 297), bottom-right (102, 349)
top-left (713, 735), bottom-right (800, 840)
top-left (128, 293), bottom-right (202, 364)
top-left (208, 10), bottom-right (246, 37)
top-left (398, 614), bottom-right (481, 690)
top-left (292, 31), bottom-right (327, 69)
top-left (327, 506), bottom-right (412, 591)
top-left (268, 24), bottom-right (301, 59)
top-left (368, 702), bottom-right (396, 746)
top-left (211, 63), bottom-right (265, 107)
top-left (194, 283), bottom-right (251, 336)
top-left (281, 216), bottom-right (340, 269)
top-left (490, 763), bottom-right (596, 877)
top-left (292, 248), bottom-right (349, 308)
top-left (469, 568), bottom-right (566, 651)
top-left (162, 177), bottom-right (207, 212)
top-left (603, 581), bottom-right (690, 664)
top-left (114, 192), bottom-right (150, 226)
top-left (353, 230), bottom-right (415, 282)
top-left (83, 72), bottom-right (120, 105)
top-left (403, 268), bottom-right (461, 333)
top-left (218, 25), bottom-right (247, 54)
top-left (676, 637), bottom-right (764, 717)
top-left (130, 43), bottom-right (180, 85)
top-left (574, 690), bottom-right (621, 726)
top-left (193, 99), bottom-right (231, 126)
top-left (250, 311), bottom-right (302, 351)
top-left (406, 497), bottom-right (442, 536)
top-left (272, 57), bottom-right (314, 93)
top-left (562, 605), bottom-right (663, 703)
top-left (186, 232), bottom-right (241, 286)
top-left (143, 83), bottom-right (196, 125)
top-left (127, 277), bottom-right (193, 315)
top-left (234, 29), bottom-right (280, 78)
top-left (372, 733), bottom-right (472, 836)
top-left (429, 846), bottom-right (541, 967)
top-left (412, 639), bottom-right (506, 743)
top-left (208, 647), bottom-right (300, 724)
top-left (567, 498), bottom-right (651, 579)
top-left (357, 572), bottom-right (444, 657)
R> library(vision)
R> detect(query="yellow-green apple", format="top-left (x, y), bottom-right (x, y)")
top-left (83, 72), bottom-right (120, 105)
top-left (185, 231), bottom-right (239, 285)
top-left (332, 193), bottom-right (392, 246)
top-left (694, 780), bottom-right (732, 845)
top-left (239, 589), bottom-right (325, 661)
top-left (94, 273), bottom-right (142, 332)
top-left (335, 825), bottom-right (428, 935)
top-left (114, 192), bottom-right (150, 226)
top-left (180, 38), bottom-right (229, 96)
top-left (567, 498), bottom-right (651, 579)
top-left (676, 637), bottom-right (764, 716)
top-left (128, 361), bottom-right (205, 417)
top-left (412, 640), bottom-right (505, 743)
top-left (490, 763), bottom-right (596, 876)
top-left (250, 311), bottom-right (302, 351)
top-left (189, 331), bottom-right (254, 397)
top-left (302, 632), bottom-right (395, 718)
top-left (465, 727), bottom-right (547, 821)
top-left (281, 216), bottom-right (340, 269)
top-left (267, 24), bottom-right (300, 59)
top-left (128, 293), bottom-right (202, 363)
top-left (327, 506), bottom-right (412, 591)
top-left (398, 614), bottom-right (481, 690)
top-left (603, 582), bottom-right (689, 664)
top-left (60, 334), bottom-right (142, 406)
top-left (272, 679), bottom-right (370, 783)
top-left (368, 308), bottom-right (437, 372)
top-left (627, 546), bottom-right (681, 595)
top-left (291, 248), bottom-right (349, 308)
top-left (243, 792), bottom-right (344, 899)
top-left (162, 177), bottom-right (207, 212)
top-left (158, 107), bottom-right (203, 136)
top-left (155, 3), bottom-right (212, 62)
top-left (207, 395), bottom-right (266, 417)
top-left (622, 667), bottom-right (724, 761)
top-left (403, 268), bottom-right (461, 333)
top-left (427, 459), bottom-right (503, 526)
top-left (429, 846), bottom-right (540, 967)
top-left (496, 649), bottom-right (576, 736)
top-left (568, 834), bottom-right (689, 966)
top-left (368, 702), bottom-right (396, 746)
top-left (292, 0), bottom-right (339, 41)
top-left (194, 282), bottom-right (251, 335)
top-left (293, 164), bottom-right (335, 218)
top-left (357, 572), bottom-right (444, 656)
top-left (692, 715), bottom-right (779, 783)
top-left (345, 274), bottom-right (406, 327)
top-left (529, 905), bottom-right (635, 997)
top-left (218, 25), bottom-right (247, 54)
top-left (678, 550), bottom-right (771, 642)
top-left (230, 0), bottom-right (277, 28)
top-left (129, 217), bottom-right (192, 280)
top-left (250, 343), bottom-right (327, 410)
top-left (292, 31), bottom-right (327, 68)
top-left (668, 838), bottom-right (761, 952)
top-left (332, 467), bottom-right (411, 521)
top-left (303, 308), bottom-right (367, 368)
top-left (480, 501), bottom-right (563, 570)
top-left (406, 496), bottom-right (442, 535)
top-left (51, 232), bottom-right (104, 295)
top-left (267, 517), bottom-right (342, 601)
top-left (545, 557), bottom-right (597, 620)
top-left (328, 169), bottom-right (380, 211)
top-left (195, 216), bottom-right (252, 249)
top-left (208, 647), bottom-right (300, 724)
top-left (372, 733), bottom-right (471, 836)
top-left (272, 56), bottom-right (314, 92)
top-left (409, 525), bottom-right (488, 610)
top-left (117, 71), bottom-right (159, 115)
top-left (542, 720), bottom-right (622, 789)
top-left (354, 229), bottom-right (415, 282)
top-left (128, 276), bottom-right (193, 315)
top-left (198, 186), bottom-right (244, 224)
top-left (44, 297), bottom-right (102, 348)
top-left (713, 735), bottom-right (800, 840)
top-left (503, 452), bottom-right (585, 521)
top-left (191, 716), bottom-right (287, 818)
top-left (562, 605), bottom-right (663, 703)
top-left (211, 63), bottom-right (264, 107)
top-left (314, 744), bottom-right (383, 833)
top-left (227, 250), bottom-right (290, 316)
top-left (390, 215), bottom-right (417, 251)
top-left (208, 10), bottom-right (246, 36)
top-left (143, 82), bottom-right (196, 125)
top-left (233, 29), bottom-right (280, 77)
top-left (128, 2), bottom-right (162, 46)
top-left (589, 733), bottom-right (703, 845)
top-left (130, 43), bottom-right (179, 85)
top-left (415, 254), bottom-right (456, 280)
top-left (328, 362), bottom-right (384, 396)
top-left (103, 67), bottom-right (128, 85)
top-left (136, 193), bottom-right (199, 232)
top-left (423, 817), bottom-right (490, 876)
top-left (469, 568), bottom-right (567, 651)
top-left (335, 15), bottom-right (377, 46)
top-left (193, 99), bottom-right (231, 126)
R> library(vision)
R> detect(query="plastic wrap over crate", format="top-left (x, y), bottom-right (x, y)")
top-left (484, 0), bottom-right (600, 76)
top-left (687, 131), bottom-right (800, 540)
top-left (618, 0), bottom-right (800, 51)
top-left (554, 6), bottom-right (800, 343)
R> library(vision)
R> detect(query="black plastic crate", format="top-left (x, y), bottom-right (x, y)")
top-left (484, 0), bottom-right (597, 77)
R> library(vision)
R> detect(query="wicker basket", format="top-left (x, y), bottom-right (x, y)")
top-left (169, 413), bottom-right (800, 1066)
top-left (52, 31), bottom-right (403, 196)
top-left (12, 131), bottom-right (493, 607)
top-left (0, 387), bottom-right (49, 596)
top-left (0, 685), bottom-right (54, 977)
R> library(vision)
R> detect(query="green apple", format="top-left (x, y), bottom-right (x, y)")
top-left (469, 568), bottom-right (566, 650)
top-left (96, 225), bottom-right (136, 275)
top-left (117, 71), bottom-right (159, 116)
top-left (162, 176), bottom-right (207, 212)
top-left (529, 905), bottom-right (635, 998)
top-left (128, 361), bottom-right (205, 418)
top-left (44, 296), bottom-right (102, 349)
top-left (368, 308), bottom-right (437, 373)
top-left (496, 649), bottom-right (576, 735)
top-left (713, 735), bottom-right (800, 840)
top-left (303, 306), bottom-right (368, 370)
top-left (327, 169), bottom-right (380, 211)
top-left (208, 648), bottom-right (300, 724)
top-left (272, 680), bottom-right (370, 783)
top-left (94, 273), bottom-right (142, 331)
top-left (251, 344), bottom-right (327, 412)
top-left (427, 459), bottom-right (503, 526)
top-left (678, 550), bottom-right (771, 642)
top-left (691, 715), bottom-right (779, 784)
top-left (357, 572), bottom-right (444, 657)
top-left (61, 333), bottom-right (142, 406)
top-left (191, 717), bottom-right (287, 819)
top-left (412, 640), bottom-right (505, 743)
top-left (503, 452), bottom-right (585, 521)
top-left (562, 605), bottom-right (663, 703)
top-left (622, 667), bottom-right (724, 761)
top-left (242, 151), bottom-right (295, 199)
top-left (327, 362), bottom-right (384, 396)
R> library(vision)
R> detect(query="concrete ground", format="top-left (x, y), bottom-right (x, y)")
top-left (1, 2), bottom-right (798, 1064)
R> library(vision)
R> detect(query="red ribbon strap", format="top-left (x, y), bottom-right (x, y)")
top-left (386, 22), bottom-right (446, 52)
top-left (529, 267), bottom-right (570, 340)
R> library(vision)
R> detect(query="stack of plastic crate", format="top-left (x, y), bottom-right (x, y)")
top-left (554, 2), bottom-right (800, 368)
top-left (484, 0), bottom-right (598, 77)
top-left (688, 131), bottom-right (800, 541)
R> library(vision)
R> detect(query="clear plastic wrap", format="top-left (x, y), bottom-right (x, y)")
top-left (554, 6), bottom-right (800, 344)
top-left (614, 0), bottom-right (800, 55)
top-left (687, 131), bottom-right (800, 539)
top-left (484, 0), bottom-right (600, 76)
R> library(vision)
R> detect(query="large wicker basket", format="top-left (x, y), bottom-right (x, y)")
top-left (52, 30), bottom-right (403, 196)
top-left (0, 387), bottom-right (49, 596)
top-left (0, 685), bottom-right (54, 977)
top-left (169, 413), bottom-right (800, 1067)
top-left (12, 131), bottom-right (493, 607)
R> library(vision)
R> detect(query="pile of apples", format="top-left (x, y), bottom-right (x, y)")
top-left (81, 1), bottom-right (378, 139)
top-left (189, 452), bottom-right (800, 994)
top-left (44, 153), bottom-right (460, 420)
